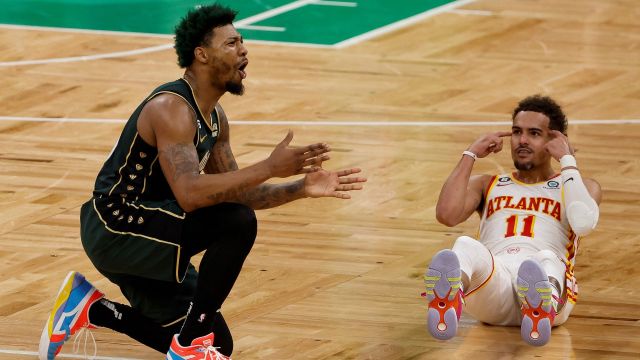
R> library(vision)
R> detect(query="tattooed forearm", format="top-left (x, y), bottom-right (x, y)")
top-left (234, 180), bottom-right (305, 209)
top-left (206, 142), bottom-right (239, 174)
top-left (222, 145), bottom-right (239, 171)
top-left (206, 178), bottom-right (255, 203)
top-left (160, 143), bottom-right (199, 182)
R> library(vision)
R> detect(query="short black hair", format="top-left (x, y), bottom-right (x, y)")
top-left (512, 95), bottom-right (568, 134)
top-left (174, 4), bottom-right (237, 68)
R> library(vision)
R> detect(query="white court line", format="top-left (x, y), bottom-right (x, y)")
top-left (311, 1), bottom-right (358, 7)
top-left (0, 0), bottom-right (330, 67)
top-left (333, 0), bottom-right (476, 48)
top-left (0, 43), bottom-right (173, 67)
top-left (0, 23), bottom-right (173, 38)
top-left (243, 38), bottom-right (334, 48)
top-left (236, 25), bottom-right (285, 32)
top-left (234, 0), bottom-right (316, 27)
top-left (0, 0), bottom-right (478, 62)
top-left (449, 9), bottom-right (494, 16)
top-left (0, 116), bottom-right (639, 126)
top-left (0, 348), bottom-right (140, 360)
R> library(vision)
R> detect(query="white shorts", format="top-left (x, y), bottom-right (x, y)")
top-left (452, 236), bottom-right (573, 326)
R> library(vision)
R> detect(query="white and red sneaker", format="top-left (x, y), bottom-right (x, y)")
top-left (166, 333), bottom-right (230, 360)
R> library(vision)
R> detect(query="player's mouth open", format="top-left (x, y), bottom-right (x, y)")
top-left (238, 60), bottom-right (248, 79)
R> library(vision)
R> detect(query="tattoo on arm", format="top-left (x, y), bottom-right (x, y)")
top-left (207, 142), bottom-right (238, 174)
top-left (217, 144), bottom-right (239, 172)
top-left (206, 178), bottom-right (253, 203)
top-left (161, 143), bottom-right (199, 182)
top-left (236, 180), bottom-right (304, 209)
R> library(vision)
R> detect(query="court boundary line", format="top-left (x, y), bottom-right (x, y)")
top-left (334, 0), bottom-right (476, 48)
top-left (0, 348), bottom-right (140, 360)
top-left (0, 0), bottom-right (477, 63)
top-left (0, 116), bottom-right (638, 126)
top-left (0, 43), bottom-right (174, 67)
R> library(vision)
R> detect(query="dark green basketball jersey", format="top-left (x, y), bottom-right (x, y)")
top-left (81, 79), bottom-right (220, 284)
top-left (93, 78), bottom-right (219, 203)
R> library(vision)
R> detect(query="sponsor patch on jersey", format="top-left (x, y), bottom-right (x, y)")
top-left (497, 176), bottom-right (513, 186)
top-left (544, 180), bottom-right (560, 189)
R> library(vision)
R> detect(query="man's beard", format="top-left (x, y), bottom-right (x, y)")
top-left (226, 80), bottom-right (244, 95)
top-left (514, 160), bottom-right (534, 171)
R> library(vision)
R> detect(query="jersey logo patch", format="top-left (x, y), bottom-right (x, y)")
top-left (497, 176), bottom-right (513, 186)
top-left (544, 180), bottom-right (560, 189)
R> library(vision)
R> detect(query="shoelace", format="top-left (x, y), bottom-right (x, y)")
top-left (203, 345), bottom-right (230, 360)
top-left (72, 327), bottom-right (97, 359)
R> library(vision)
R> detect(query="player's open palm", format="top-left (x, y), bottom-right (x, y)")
top-left (304, 167), bottom-right (366, 199)
top-left (268, 130), bottom-right (331, 177)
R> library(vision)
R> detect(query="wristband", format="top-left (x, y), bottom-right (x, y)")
top-left (462, 150), bottom-right (478, 161)
top-left (560, 155), bottom-right (577, 171)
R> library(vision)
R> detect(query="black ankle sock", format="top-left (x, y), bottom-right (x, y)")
top-left (88, 298), bottom-right (180, 353)
top-left (178, 302), bottom-right (217, 346)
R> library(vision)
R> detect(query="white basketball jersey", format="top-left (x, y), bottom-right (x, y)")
top-left (478, 173), bottom-right (579, 303)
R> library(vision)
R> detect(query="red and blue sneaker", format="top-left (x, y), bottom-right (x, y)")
top-left (38, 271), bottom-right (104, 360)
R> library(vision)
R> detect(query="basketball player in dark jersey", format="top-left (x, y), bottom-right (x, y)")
top-left (39, 4), bottom-right (366, 360)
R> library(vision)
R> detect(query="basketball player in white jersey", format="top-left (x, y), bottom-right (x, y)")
top-left (423, 95), bottom-right (602, 346)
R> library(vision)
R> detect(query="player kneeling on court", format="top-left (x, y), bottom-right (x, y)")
top-left (423, 95), bottom-right (601, 346)
top-left (39, 4), bottom-right (365, 360)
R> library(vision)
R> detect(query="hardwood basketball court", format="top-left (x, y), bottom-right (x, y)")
top-left (0, 0), bottom-right (639, 358)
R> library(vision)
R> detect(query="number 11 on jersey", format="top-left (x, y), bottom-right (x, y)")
top-left (505, 214), bottom-right (535, 238)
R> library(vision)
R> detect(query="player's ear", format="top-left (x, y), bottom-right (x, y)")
top-left (194, 47), bottom-right (209, 64)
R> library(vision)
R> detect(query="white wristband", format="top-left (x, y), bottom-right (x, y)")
top-left (462, 150), bottom-right (477, 161)
top-left (560, 155), bottom-right (577, 169)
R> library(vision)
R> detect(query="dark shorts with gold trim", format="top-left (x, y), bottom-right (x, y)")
top-left (80, 196), bottom-right (195, 324)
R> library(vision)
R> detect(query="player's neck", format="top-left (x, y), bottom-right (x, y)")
top-left (513, 165), bottom-right (556, 184)
top-left (182, 70), bottom-right (223, 115)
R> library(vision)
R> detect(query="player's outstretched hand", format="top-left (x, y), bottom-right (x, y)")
top-left (467, 131), bottom-right (512, 158)
top-left (304, 167), bottom-right (366, 199)
top-left (267, 130), bottom-right (331, 177)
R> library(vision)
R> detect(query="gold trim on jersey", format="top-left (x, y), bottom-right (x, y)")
top-left (484, 175), bottom-right (499, 205)
top-left (122, 200), bottom-right (186, 219)
top-left (93, 199), bottom-right (187, 283)
top-left (212, 104), bottom-right (221, 137)
top-left (147, 91), bottom-right (198, 121)
top-left (181, 78), bottom-right (216, 131)
top-left (140, 156), bottom-right (158, 197)
top-left (161, 314), bottom-right (188, 328)
top-left (92, 199), bottom-right (180, 246)
top-left (108, 133), bottom-right (138, 197)
top-left (175, 246), bottom-right (188, 283)
top-left (510, 172), bottom-right (561, 186)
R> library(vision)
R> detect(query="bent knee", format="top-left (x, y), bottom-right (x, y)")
top-left (532, 249), bottom-right (560, 263)
top-left (222, 203), bottom-right (257, 233)
top-left (220, 203), bottom-right (257, 251)
top-left (453, 236), bottom-right (484, 251)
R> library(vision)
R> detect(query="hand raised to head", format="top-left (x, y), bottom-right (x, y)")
top-left (545, 130), bottom-right (573, 161)
top-left (467, 131), bottom-right (512, 158)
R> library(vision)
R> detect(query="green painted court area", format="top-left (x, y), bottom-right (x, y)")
top-left (0, 0), bottom-right (457, 46)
